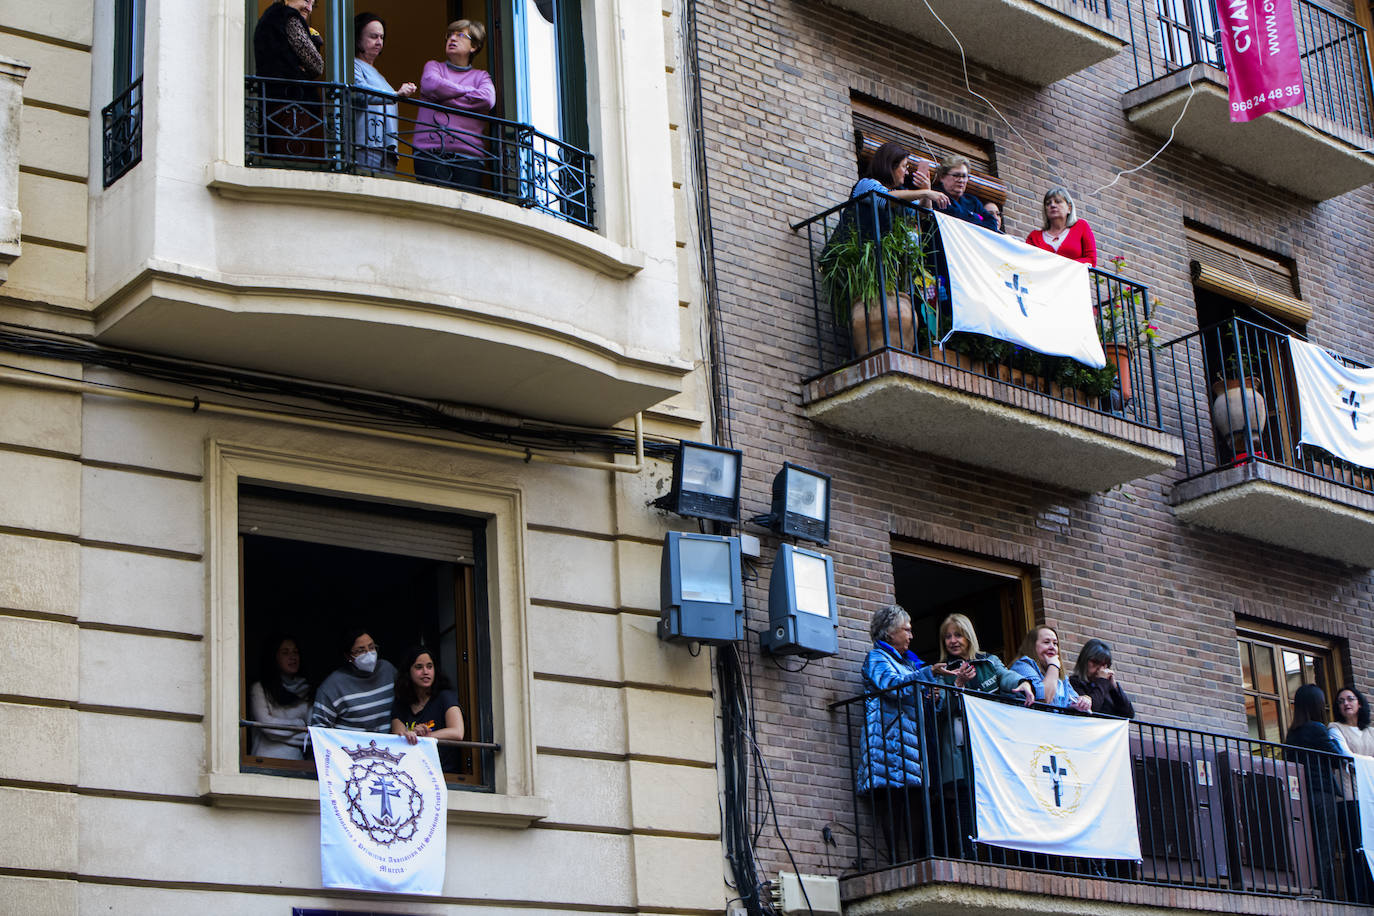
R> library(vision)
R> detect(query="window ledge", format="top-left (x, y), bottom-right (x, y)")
top-left (205, 160), bottom-right (645, 280)
top-left (201, 770), bottom-right (550, 828)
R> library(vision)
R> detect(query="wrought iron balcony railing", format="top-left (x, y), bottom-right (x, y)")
top-left (1160, 317), bottom-right (1374, 493)
top-left (1131, 0), bottom-right (1374, 137)
top-left (794, 190), bottom-right (1162, 429)
top-left (245, 77), bottom-right (596, 231)
top-left (832, 680), bottom-right (1369, 904)
top-left (102, 77), bottom-right (143, 188)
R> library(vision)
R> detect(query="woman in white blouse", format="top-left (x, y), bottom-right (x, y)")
top-left (249, 635), bottom-right (313, 759)
top-left (1329, 685), bottom-right (1374, 756)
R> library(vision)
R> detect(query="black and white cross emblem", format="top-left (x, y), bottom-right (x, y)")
top-left (1042, 755), bottom-right (1068, 807)
top-left (1343, 389), bottom-right (1362, 430)
top-left (1005, 274), bottom-right (1029, 316)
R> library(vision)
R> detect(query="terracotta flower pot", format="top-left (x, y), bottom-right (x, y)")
top-left (1102, 342), bottom-right (1134, 403)
top-left (850, 293), bottom-right (916, 355)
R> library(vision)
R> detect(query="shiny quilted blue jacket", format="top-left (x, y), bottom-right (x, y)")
top-left (856, 643), bottom-right (932, 794)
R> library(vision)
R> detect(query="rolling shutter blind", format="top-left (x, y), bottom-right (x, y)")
top-left (238, 485), bottom-right (478, 564)
top-left (1185, 226), bottom-right (1309, 324)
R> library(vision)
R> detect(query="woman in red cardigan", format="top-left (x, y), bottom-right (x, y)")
top-left (1025, 187), bottom-right (1097, 266)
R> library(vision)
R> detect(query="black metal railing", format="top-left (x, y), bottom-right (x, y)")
top-left (1069, 0), bottom-right (1117, 20)
top-left (832, 680), bottom-right (1371, 904)
top-left (1160, 317), bottom-right (1374, 493)
top-left (102, 78), bottom-right (143, 188)
top-left (1130, 0), bottom-right (1374, 137)
top-left (794, 190), bottom-right (1162, 428)
top-left (245, 77), bottom-right (596, 231)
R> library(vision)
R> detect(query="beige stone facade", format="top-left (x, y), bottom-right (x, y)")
top-left (0, 0), bottom-right (723, 913)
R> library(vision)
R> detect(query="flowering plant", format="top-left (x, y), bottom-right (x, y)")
top-left (1102, 255), bottom-right (1162, 351)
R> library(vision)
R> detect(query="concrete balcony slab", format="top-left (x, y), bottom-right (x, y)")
top-left (801, 349), bottom-right (1181, 493)
top-left (1123, 65), bottom-right (1374, 201)
top-left (827, 0), bottom-right (1126, 85)
top-left (1171, 459), bottom-right (1374, 567)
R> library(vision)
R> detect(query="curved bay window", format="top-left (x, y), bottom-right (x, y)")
top-left (244, 0), bottom-right (594, 228)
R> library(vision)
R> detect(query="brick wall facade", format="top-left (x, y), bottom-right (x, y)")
top-left (692, 0), bottom-right (1374, 877)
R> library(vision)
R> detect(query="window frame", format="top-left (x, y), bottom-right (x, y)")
top-left (205, 440), bottom-right (547, 825)
top-left (1237, 620), bottom-right (1342, 745)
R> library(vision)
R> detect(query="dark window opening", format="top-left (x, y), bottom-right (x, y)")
top-left (238, 484), bottom-right (493, 790)
top-left (891, 545), bottom-right (1033, 667)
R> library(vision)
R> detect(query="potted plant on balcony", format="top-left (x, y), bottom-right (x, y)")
top-left (818, 212), bottom-right (930, 356)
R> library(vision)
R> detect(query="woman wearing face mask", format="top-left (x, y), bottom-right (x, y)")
top-left (1011, 626), bottom-right (1093, 712)
top-left (309, 627), bottom-right (398, 734)
top-left (248, 634), bottom-right (313, 758)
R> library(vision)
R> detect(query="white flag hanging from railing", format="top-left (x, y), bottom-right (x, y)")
top-left (1290, 337), bottom-right (1374, 470)
top-left (934, 211), bottom-right (1104, 368)
top-left (963, 694), bottom-right (1140, 859)
top-left (1352, 755), bottom-right (1374, 880)
top-left (309, 727), bottom-right (448, 895)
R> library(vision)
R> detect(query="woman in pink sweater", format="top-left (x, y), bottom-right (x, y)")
top-left (412, 19), bottom-right (497, 191)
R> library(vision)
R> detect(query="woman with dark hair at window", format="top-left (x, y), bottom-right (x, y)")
top-left (391, 645), bottom-right (465, 745)
top-left (1329, 685), bottom-right (1374, 756)
top-left (1068, 637), bottom-right (1135, 717)
top-left (1285, 683), bottom-right (1347, 900)
top-left (252, 0), bottom-right (325, 159)
top-left (352, 12), bottom-right (416, 171)
top-left (413, 19), bottom-right (497, 191)
top-left (248, 634), bottom-right (312, 758)
top-left (309, 626), bottom-right (398, 734)
top-left (850, 141), bottom-right (949, 210)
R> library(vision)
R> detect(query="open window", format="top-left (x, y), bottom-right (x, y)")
top-left (1238, 621), bottom-right (1340, 744)
top-left (890, 542), bottom-right (1033, 665)
top-left (238, 484), bottom-right (493, 789)
top-left (102, 0), bottom-right (146, 186)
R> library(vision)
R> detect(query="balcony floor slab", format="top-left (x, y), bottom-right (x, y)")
top-left (825, 0), bottom-right (1124, 85)
top-left (1170, 459), bottom-right (1374, 567)
top-left (801, 350), bottom-right (1181, 493)
top-left (1122, 65), bottom-right (1374, 201)
top-left (843, 858), bottom-right (1363, 916)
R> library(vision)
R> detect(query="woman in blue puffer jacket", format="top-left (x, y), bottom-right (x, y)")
top-left (857, 603), bottom-right (934, 865)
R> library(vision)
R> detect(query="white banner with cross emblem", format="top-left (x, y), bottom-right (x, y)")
top-left (1290, 337), bottom-right (1374, 470)
top-left (963, 694), bottom-right (1140, 859)
top-left (309, 727), bottom-right (448, 894)
top-left (933, 211), bottom-right (1104, 368)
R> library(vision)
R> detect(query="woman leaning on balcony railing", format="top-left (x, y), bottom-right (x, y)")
top-left (851, 142), bottom-right (950, 214)
top-left (252, 0), bottom-right (325, 159)
top-left (1011, 626), bottom-right (1093, 712)
top-left (857, 603), bottom-right (936, 865)
top-left (413, 20), bottom-right (496, 193)
top-left (352, 13), bottom-right (416, 172)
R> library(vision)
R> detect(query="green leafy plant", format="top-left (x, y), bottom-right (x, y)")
top-left (818, 211), bottom-right (930, 329)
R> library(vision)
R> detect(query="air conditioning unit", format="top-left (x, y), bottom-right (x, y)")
top-left (1130, 734), bottom-right (1230, 885)
top-left (1217, 750), bottom-right (1317, 895)
top-left (772, 872), bottom-right (841, 916)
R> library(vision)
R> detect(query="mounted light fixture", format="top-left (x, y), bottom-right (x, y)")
top-left (760, 543), bottom-right (838, 659)
top-left (766, 463), bottom-right (831, 545)
top-left (655, 440), bottom-right (742, 523)
top-left (658, 531), bottom-right (744, 644)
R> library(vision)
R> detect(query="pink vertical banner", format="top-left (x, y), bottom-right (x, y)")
top-left (1216, 0), bottom-right (1306, 122)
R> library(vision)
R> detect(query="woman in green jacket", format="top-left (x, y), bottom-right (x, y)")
top-left (926, 613), bottom-right (1032, 857)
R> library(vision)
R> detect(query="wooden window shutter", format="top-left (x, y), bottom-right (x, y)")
top-left (1185, 225), bottom-right (1309, 325)
top-left (851, 96), bottom-right (1007, 209)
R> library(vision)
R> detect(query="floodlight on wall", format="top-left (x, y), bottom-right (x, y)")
top-left (760, 543), bottom-right (838, 659)
top-left (654, 441), bottom-right (742, 523)
top-left (659, 531), bottom-right (745, 644)
top-left (761, 463), bottom-right (831, 545)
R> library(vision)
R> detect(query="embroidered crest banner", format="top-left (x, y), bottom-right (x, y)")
top-left (963, 694), bottom-right (1140, 858)
top-left (1216, 0), bottom-right (1306, 122)
top-left (934, 211), bottom-right (1104, 368)
top-left (309, 727), bottom-right (447, 894)
top-left (1290, 337), bottom-right (1374, 469)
